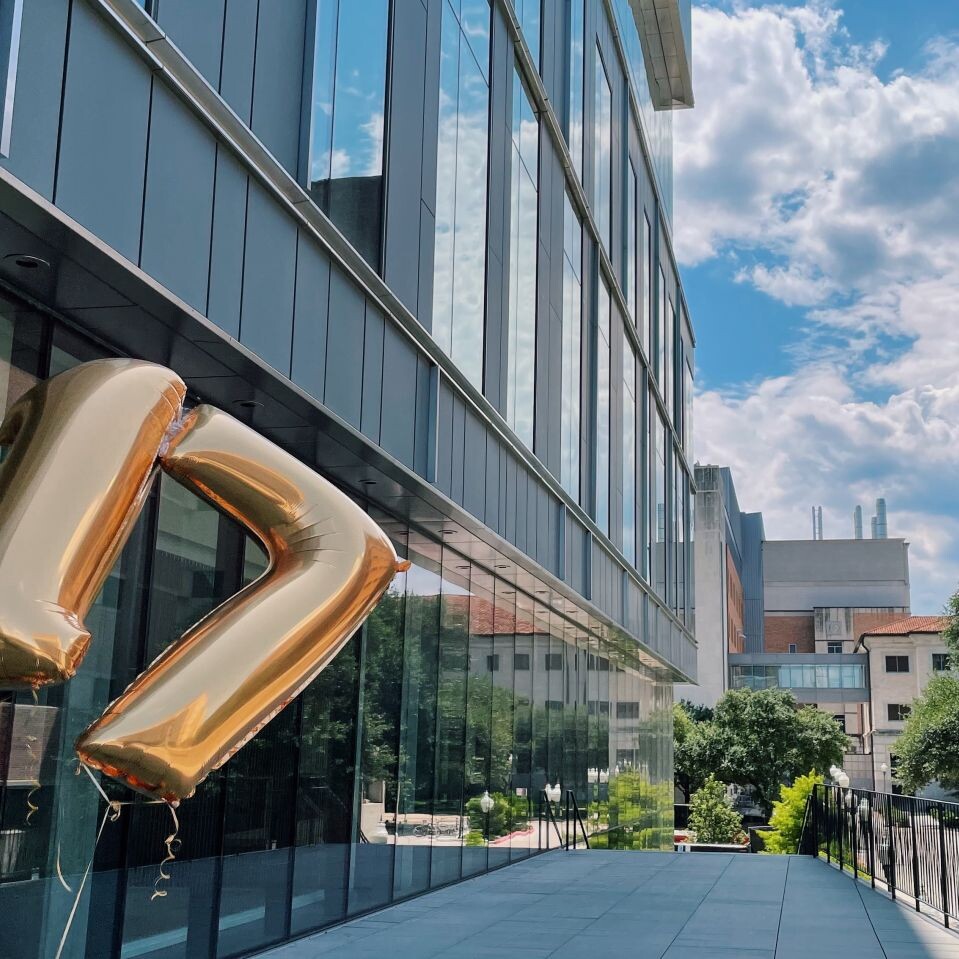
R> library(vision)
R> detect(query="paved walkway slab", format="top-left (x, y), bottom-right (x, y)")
top-left (258, 851), bottom-right (959, 959)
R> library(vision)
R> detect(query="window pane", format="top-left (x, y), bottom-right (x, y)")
top-left (651, 404), bottom-right (667, 599)
top-left (514, 0), bottom-right (540, 67)
top-left (431, 554), bottom-right (471, 887)
top-left (506, 68), bottom-right (539, 448)
top-left (433, 1), bottom-right (491, 388)
top-left (561, 195), bottom-right (582, 500)
top-left (627, 161), bottom-right (637, 322)
top-left (307, 0), bottom-right (390, 265)
top-left (348, 548), bottom-right (408, 915)
top-left (642, 213), bottom-right (652, 357)
top-left (393, 558), bottom-right (443, 899)
top-left (622, 334), bottom-right (636, 565)
top-left (593, 48), bottom-right (612, 250)
top-left (568, 0), bottom-right (584, 179)
top-left (596, 282), bottom-right (611, 533)
top-left (657, 266), bottom-right (666, 385)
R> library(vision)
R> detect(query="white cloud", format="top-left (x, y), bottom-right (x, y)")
top-left (675, 2), bottom-right (959, 611)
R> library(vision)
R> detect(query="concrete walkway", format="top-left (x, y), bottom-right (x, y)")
top-left (259, 851), bottom-right (959, 959)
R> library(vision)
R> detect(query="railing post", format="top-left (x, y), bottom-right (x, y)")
top-left (564, 790), bottom-right (570, 851)
top-left (867, 792), bottom-right (876, 889)
top-left (938, 806), bottom-right (950, 928)
top-left (910, 799), bottom-right (921, 912)
top-left (811, 786), bottom-right (818, 856)
top-left (838, 788), bottom-right (844, 874)
top-left (825, 786), bottom-right (831, 863)
top-left (851, 790), bottom-right (859, 880)
top-left (887, 794), bottom-right (897, 900)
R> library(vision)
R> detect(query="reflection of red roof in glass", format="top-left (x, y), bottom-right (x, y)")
top-left (444, 594), bottom-right (538, 635)
top-left (862, 615), bottom-right (951, 636)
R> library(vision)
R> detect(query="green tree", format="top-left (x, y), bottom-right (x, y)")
top-left (762, 770), bottom-right (822, 854)
top-left (893, 674), bottom-right (959, 795)
top-left (678, 699), bottom-right (714, 723)
top-left (942, 587), bottom-right (959, 657)
top-left (673, 701), bottom-right (718, 802)
top-left (688, 774), bottom-right (743, 844)
top-left (708, 688), bottom-right (847, 818)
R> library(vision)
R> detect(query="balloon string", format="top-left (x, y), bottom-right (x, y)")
top-left (53, 785), bottom-right (120, 959)
top-left (24, 734), bottom-right (40, 826)
top-left (56, 764), bottom-right (177, 958)
top-left (151, 803), bottom-right (181, 901)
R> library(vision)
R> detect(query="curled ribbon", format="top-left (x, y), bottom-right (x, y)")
top-left (151, 803), bottom-right (181, 901)
top-left (24, 734), bottom-right (39, 826)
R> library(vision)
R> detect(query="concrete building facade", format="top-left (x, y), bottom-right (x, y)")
top-left (676, 465), bottom-right (762, 708)
top-left (0, 2), bottom-right (697, 957)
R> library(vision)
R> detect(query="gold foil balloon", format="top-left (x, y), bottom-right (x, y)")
top-left (0, 360), bottom-right (405, 803)
top-left (0, 360), bottom-right (186, 687)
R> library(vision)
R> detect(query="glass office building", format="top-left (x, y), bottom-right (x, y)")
top-left (0, 0), bottom-right (695, 956)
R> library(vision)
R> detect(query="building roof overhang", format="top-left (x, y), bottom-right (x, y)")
top-left (628, 0), bottom-right (695, 110)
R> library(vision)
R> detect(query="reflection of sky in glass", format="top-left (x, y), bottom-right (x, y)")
top-left (309, 0), bottom-right (389, 186)
top-left (596, 283), bottom-right (610, 534)
top-left (513, 0), bottom-right (540, 67)
top-left (506, 70), bottom-right (538, 449)
top-left (561, 195), bottom-right (582, 501)
top-left (627, 161), bottom-right (637, 323)
top-left (642, 214), bottom-right (652, 357)
top-left (568, 0), bottom-right (584, 179)
top-left (594, 49), bottom-right (612, 252)
top-left (657, 266), bottom-right (666, 385)
top-left (623, 335), bottom-right (637, 565)
top-left (665, 299), bottom-right (674, 424)
top-left (653, 405), bottom-right (667, 599)
top-left (675, 452), bottom-right (685, 616)
top-left (684, 353), bottom-right (693, 459)
top-left (432, 0), bottom-right (491, 389)
top-left (611, 0), bottom-right (674, 223)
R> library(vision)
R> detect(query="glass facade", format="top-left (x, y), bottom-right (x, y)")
top-left (306, 0), bottom-right (390, 266)
top-left (593, 46), bottom-right (612, 252)
top-left (561, 194), bottom-right (583, 501)
top-left (611, 0), bottom-right (674, 221)
top-left (506, 67), bottom-right (539, 449)
top-left (432, 0), bottom-right (492, 389)
top-left (596, 281), bottom-right (611, 534)
top-left (0, 292), bottom-right (675, 959)
top-left (730, 663), bottom-right (867, 691)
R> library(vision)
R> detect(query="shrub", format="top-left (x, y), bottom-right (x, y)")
top-left (688, 774), bottom-right (743, 844)
top-left (763, 770), bottom-right (822, 854)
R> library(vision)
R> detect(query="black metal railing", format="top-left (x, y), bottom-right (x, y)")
top-left (539, 790), bottom-right (590, 851)
top-left (802, 784), bottom-right (959, 928)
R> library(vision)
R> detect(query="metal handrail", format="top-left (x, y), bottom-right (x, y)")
top-left (564, 790), bottom-right (590, 850)
top-left (540, 791), bottom-right (564, 850)
top-left (804, 783), bottom-right (959, 930)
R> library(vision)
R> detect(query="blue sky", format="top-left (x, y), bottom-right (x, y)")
top-left (673, 0), bottom-right (959, 612)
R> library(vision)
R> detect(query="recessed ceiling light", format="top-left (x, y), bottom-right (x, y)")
top-left (5, 253), bottom-right (49, 271)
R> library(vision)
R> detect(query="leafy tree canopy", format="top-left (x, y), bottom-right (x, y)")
top-left (942, 586), bottom-right (959, 658)
top-left (688, 774), bottom-right (743, 844)
top-left (673, 688), bottom-right (847, 817)
top-left (893, 673), bottom-right (959, 795)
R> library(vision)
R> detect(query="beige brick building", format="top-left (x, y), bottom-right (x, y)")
top-left (856, 616), bottom-right (953, 797)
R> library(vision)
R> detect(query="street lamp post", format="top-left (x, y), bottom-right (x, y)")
top-left (480, 790), bottom-right (494, 841)
top-left (880, 762), bottom-right (889, 793)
